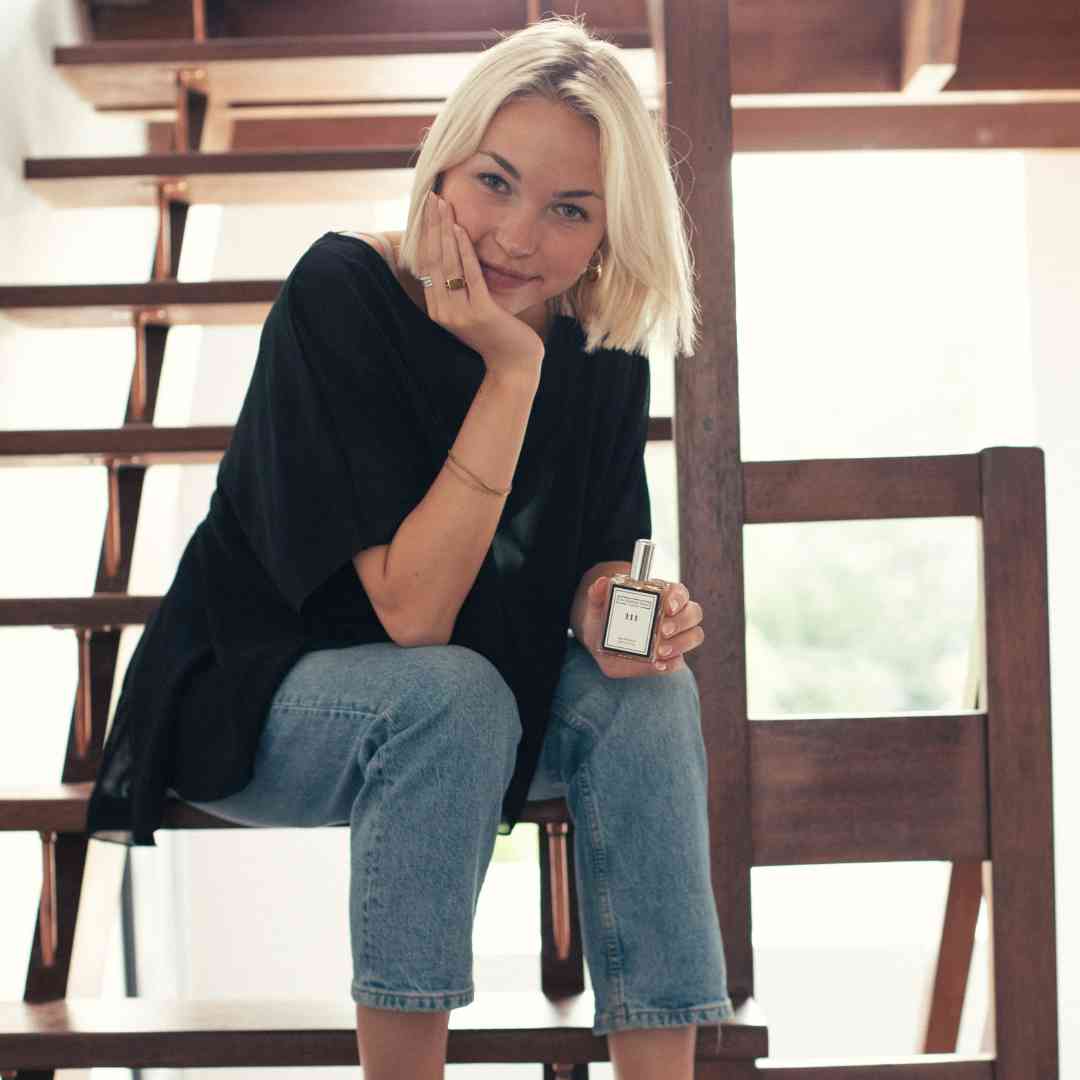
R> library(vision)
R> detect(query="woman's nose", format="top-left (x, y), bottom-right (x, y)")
top-left (497, 211), bottom-right (538, 257)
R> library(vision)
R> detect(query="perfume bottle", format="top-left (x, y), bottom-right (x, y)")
top-left (599, 539), bottom-right (668, 664)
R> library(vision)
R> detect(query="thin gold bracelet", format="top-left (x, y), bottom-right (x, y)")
top-left (443, 455), bottom-right (489, 494)
top-left (445, 450), bottom-right (511, 496)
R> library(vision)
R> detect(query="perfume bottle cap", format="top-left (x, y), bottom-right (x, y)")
top-left (630, 538), bottom-right (655, 582)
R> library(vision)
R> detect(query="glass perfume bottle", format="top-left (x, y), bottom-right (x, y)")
top-left (599, 539), bottom-right (668, 664)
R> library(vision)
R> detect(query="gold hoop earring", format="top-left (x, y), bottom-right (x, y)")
top-left (583, 251), bottom-right (602, 283)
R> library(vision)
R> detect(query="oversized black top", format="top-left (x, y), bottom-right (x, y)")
top-left (86, 231), bottom-right (651, 847)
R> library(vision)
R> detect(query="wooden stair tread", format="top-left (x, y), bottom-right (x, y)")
top-left (0, 425), bottom-right (231, 467)
top-left (55, 32), bottom-right (656, 113)
top-left (0, 782), bottom-right (572, 831)
top-left (0, 595), bottom-right (161, 629)
top-left (0, 994), bottom-right (765, 1066)
top-left (1, 704), bottom-right (991, 863)
top-left (0, 279), bottom-right (280, 327)
top-left (0, 782), bottom-right (571, 830)
top-left (0, 426), bottom-right (983, 521)
top-left (52, 21), bottom-right (1080, 114)
top-left (25, 149), bottom-right (417, 208)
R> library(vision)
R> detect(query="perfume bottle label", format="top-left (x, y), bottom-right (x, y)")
top-left (602, 585), bottom-right (660, 656)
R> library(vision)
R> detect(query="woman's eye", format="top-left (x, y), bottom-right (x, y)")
top-left (557, 204), bottom-right (588, 222)
top-left (479, 173), bottom-right (509, 192)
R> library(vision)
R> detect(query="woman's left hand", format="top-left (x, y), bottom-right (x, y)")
top-left (581, 576), bottom-right (705, 678)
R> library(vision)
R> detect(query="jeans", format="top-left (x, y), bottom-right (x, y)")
top-left (177, 634), bottom-right (736, 1036)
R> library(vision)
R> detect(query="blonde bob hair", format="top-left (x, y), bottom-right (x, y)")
top-left (396, 14), bottom-right (700, 362)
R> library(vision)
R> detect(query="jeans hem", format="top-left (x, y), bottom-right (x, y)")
top-left (351, 981), bottom-right (475, 1011)
top-left (593, 996), bottom-right (737, 1036)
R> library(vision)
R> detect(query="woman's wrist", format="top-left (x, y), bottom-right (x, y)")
top-left (481, 365), bottom-right (541, 397)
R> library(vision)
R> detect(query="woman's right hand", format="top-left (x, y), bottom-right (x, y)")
top-left (420, 190), bottom-right (545, 386)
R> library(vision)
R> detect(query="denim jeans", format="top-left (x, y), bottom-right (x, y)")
top-left (176, 634), bottom-right (736, 1036)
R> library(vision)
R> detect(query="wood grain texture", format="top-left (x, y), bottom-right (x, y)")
top-left (979, 447), bottom-right (1058, 1078)
top-left (751, 713), bottom-right (988, 865)
top-left (0, 995), bottom-right (765, 1067)
top-left (924, 859), bottom-right (984, 1052)
top-left (759, 1058), bottom-right (992, 1078)
top-left (0, 281), bottom-right (279, 328)
top-left (660, 0), bottom-right (756, 1013)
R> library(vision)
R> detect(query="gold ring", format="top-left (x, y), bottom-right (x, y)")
top-left (445, 276), bottom-right (466, 291)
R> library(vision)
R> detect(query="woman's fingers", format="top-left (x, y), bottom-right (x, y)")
top-left (439, 197), bottom-right (466, 300)
top-left (422, 191), bottom-right (441, 318)
top-left (453, 223), bottom-right (485, 296)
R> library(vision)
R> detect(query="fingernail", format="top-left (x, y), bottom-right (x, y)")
top-left (669, 599), bottom-right (678, 613)
top-left (659, 644), bottom-right (672, 657)
top-left (656, 662), bottom-right (667, 671)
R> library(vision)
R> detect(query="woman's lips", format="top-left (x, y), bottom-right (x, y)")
top-left (481, 263), bottom-right (537, 291)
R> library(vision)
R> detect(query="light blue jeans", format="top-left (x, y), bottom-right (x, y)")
top-left (179, 634), bottom-right (735, 1036)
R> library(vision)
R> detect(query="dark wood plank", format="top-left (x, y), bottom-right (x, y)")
top-left (750, 714), bottom-right (988, 865)
top-left (658, 0), bottom-right (755, 1010)
top-left (0, 281), bottom-right (279, 327)
top-left (742, 453), bottom-right (980, 522)
top-left (54, 31), bottom-right (654, 111)
top-left (227, 112), bottom-right (436, 151)
top-left (0, 597), bottom-right (160, 630)
top-left (733, 102), bottom-right (1080, 152)
top-left (56, 5), bottom-right (1080, 111)
top-left (0, 994), bottom-right (765, 1067)
top-left (219, 102), bottom-right (1080, 153)
top-left (979, 446), bottom-right (1059, 1078)
top-left (0, 417), bottom-right (371, 462)
top-left (759, 1057), bottom-right (992, 1078)
top-left (924, 860), bottom-right (984, 1052)
top-left (949, 0), bottom-right (1080, 93)
top-left (0, 785), bottom-right (582, 833)
top-left (24, 150), bottom-right (418, 208)
top-left (3, 711), bottom-right (991, 864)
top-left (0, 432), bottom-right (981, 523)
top-left (0, 426), bottom-right (232, 467)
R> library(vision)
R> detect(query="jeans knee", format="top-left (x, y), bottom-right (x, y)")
top-left (404, 644), bottom-right (521, 775)
top-left (618, 666), bottom-right (704, 760)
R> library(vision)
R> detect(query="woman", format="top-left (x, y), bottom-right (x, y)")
top-left (87, 14), bottom-right (734, 1079)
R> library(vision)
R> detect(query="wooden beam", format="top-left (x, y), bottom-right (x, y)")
top-left (902, 0), bottom-right (967, 95)
top-left (56, 8), bottom-right (1080, 109)
top-left (924, 860), bottom-right (984, 1052)
top-left (0, 995), bottom-right (767, 1069)
top-left (757, 1057), bottom-right (991, 1078)
top-left (158, 99), bottom-right (1080, 153)
top-left (980, 447), bottom-right (1059, 1077)
top-left (751, 714), bottom-right (988, 865)
top-left (659, 0), bottom-right (759, 1019)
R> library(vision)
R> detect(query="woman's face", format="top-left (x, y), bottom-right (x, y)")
top-left (435, 96), bottom-right (607, 335)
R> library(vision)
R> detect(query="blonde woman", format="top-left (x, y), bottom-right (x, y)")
top-left (87, 15), bottom-right (732, 1079)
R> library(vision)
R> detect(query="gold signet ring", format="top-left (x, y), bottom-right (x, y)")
top-left (445, 276), bottom-right (466, 291)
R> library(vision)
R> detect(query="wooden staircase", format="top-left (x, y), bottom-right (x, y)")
top-left (0, 1), bottom-right (1063, 1077)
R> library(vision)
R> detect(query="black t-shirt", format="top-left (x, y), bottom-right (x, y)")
top-left (86, 231), bottom-right (651, 847)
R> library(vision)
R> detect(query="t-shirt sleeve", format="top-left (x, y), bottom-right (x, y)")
top-left (217, 240), bottom-right (427, 615)
top-left (577, 356), bottom-right (652, 580)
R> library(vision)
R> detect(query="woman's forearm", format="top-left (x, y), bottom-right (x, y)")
top-left (379, 369), bottom-right (540, 646)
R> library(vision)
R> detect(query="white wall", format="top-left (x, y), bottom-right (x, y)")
top-left (0, 2), bottom-right (1075, 1076)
